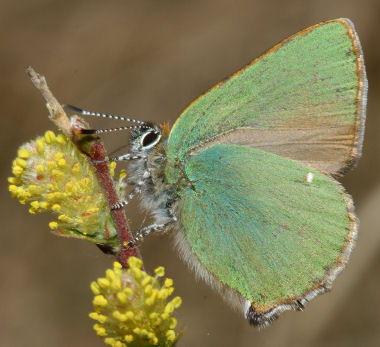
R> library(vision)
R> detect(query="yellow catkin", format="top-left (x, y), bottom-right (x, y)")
top-left (89, 258), bottom-right (181, 346)
top-left (9, 131), bottom-right (127, 249)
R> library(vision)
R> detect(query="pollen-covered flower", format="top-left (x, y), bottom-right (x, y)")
top-left (8, 130), bottom-right (126, 248)
top-left (90, 258), bottom-right (182, 346)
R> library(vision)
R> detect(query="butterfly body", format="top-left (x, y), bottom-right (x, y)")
top-left (74, 18), bottom-right (367, 327)
top-left (127, 126), bottom-right (175, 229)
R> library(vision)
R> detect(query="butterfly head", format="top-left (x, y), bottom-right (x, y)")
top-left (130, 123), bottom-right (163, 153)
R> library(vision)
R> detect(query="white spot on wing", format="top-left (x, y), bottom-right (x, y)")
top-left (244, 300), bottom-right (251, 318)
top-left (306, 172), bottom-right (314, 183)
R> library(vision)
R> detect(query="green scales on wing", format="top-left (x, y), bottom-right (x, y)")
top-left (164, 19), bottom-right (366, 316)
top-left (179, 144), bottom-right (353, 309)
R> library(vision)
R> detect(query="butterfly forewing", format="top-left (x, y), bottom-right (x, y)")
top-left (166, 18), bottom-right (367, 179)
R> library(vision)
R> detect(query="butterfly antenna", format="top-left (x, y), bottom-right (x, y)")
top-left (64, 104), bottom-right (148, 126)
top-left (78, 125), bottom-right (150, 135)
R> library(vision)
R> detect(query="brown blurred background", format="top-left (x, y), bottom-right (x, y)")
top-left (1, 1), bottom-right (379, 346)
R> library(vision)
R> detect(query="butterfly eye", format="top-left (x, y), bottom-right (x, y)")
top-left (140, 129), bottom-right (161, 149)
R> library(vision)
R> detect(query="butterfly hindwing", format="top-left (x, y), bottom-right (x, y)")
top-left (166, 18), bottom-right (366, 180)
top-left (175, 144), bottom-right (356, 325)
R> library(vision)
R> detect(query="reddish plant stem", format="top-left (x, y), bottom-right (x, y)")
top-left (87, 140), bottom-right (140, 267)
top-left (70, 120), bottom-right (141, 269)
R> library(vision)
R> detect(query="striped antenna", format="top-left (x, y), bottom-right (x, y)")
top-left (64, 104), bottom-right (148, 126)
top-left (78, 125), bottom-right (150, 135)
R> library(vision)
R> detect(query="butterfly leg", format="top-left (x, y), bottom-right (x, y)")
top-left (88, 153), bottom-right (147, 165)
top-left (128, 217), bottom-right (177, 247)
top-left (111, 170), bottom-right (150, 209)
top-left (109, 153), bottom-right (147, 162)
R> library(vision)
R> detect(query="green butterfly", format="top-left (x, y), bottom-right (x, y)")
top-left (73, 18), bottom-right (367, 327)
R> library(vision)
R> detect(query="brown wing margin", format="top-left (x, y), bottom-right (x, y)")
top-left (336, 18), bottom-right (367, 176)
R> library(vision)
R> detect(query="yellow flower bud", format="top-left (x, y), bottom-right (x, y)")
top-left (109, 161), bottom-right (116, 176)
top-left (164, 278), bottom-right (173, 287)
top-left (17, 148), bottom-right (30, 159)
top-left (36, 138), bottom-right (45, 154)
top-left (98, 278), bottom-right (110, 289)
top-left (52, 204), bottom-right (61, 212)
top-left (44, 130), bottom-right (56, 143)
top-left (89, 257), bottom-right (181, 346)
top-left (93, 295), bottom-right (108, 307)
top-left (49, 222), bottom-right (58, 229)
top-left (154, 266), bottom-right (165, 277)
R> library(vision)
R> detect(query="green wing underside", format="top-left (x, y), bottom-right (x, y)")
top-left (179, 144), bottom-right (351, 308)
top-left (166, 19), bottom-right (364, 180)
